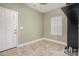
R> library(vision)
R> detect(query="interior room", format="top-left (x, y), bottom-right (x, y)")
top-left (0, 3), bottom-right (78, 56)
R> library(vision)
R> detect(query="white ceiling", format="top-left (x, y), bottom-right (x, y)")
top-left (25, 3), bottom-right (66, 13)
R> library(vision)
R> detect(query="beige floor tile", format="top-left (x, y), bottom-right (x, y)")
top-left (0, 40), bottom-right (67, 56)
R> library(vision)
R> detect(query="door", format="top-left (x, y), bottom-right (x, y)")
top-left (0, 7), bottom-right (18, 51)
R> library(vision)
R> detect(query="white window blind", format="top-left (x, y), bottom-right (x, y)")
top-left (51, 16), bottom-right (62, 36)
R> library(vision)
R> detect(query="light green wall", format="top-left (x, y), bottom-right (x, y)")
top-left (43, 8), bottom-right (67, 43)
top-left (0, 3), bottom-right (43, 44)
top-left (0, 3), bottom-right (67, 44)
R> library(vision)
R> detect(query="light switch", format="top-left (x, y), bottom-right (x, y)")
top-left (20, 26), bottom-right (23, 30)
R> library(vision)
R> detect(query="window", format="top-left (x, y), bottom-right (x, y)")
top-left (51, 16), bottom-right (62, 36)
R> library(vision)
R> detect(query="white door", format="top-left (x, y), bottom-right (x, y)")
top-left (0, 8), bottom-right (7, 51)
top-left (0, 7), bottom-right (18, 51)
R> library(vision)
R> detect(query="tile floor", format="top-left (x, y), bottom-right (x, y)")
top-left (0, 39), bottom-right (67, 56)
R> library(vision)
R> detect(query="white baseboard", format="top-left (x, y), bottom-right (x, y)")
top-left (43, 38), bottom-right (67, 46)
top-left (17, 38), bottom-right (44, 47)
top-left (17, 37), bottom-right (67, 47)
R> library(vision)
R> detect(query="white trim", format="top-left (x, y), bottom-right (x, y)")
top-left (43, 38), bottom-right (67, 46)
top-left (17, 37), bottom-right (67, 47)
top-left (16, 12), bottom-right (19, 48)
top-left (17, 38), bottom-right (44, 47)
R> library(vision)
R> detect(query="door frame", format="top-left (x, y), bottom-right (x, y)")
top-left (16, 11), bottom-right (18, 48)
